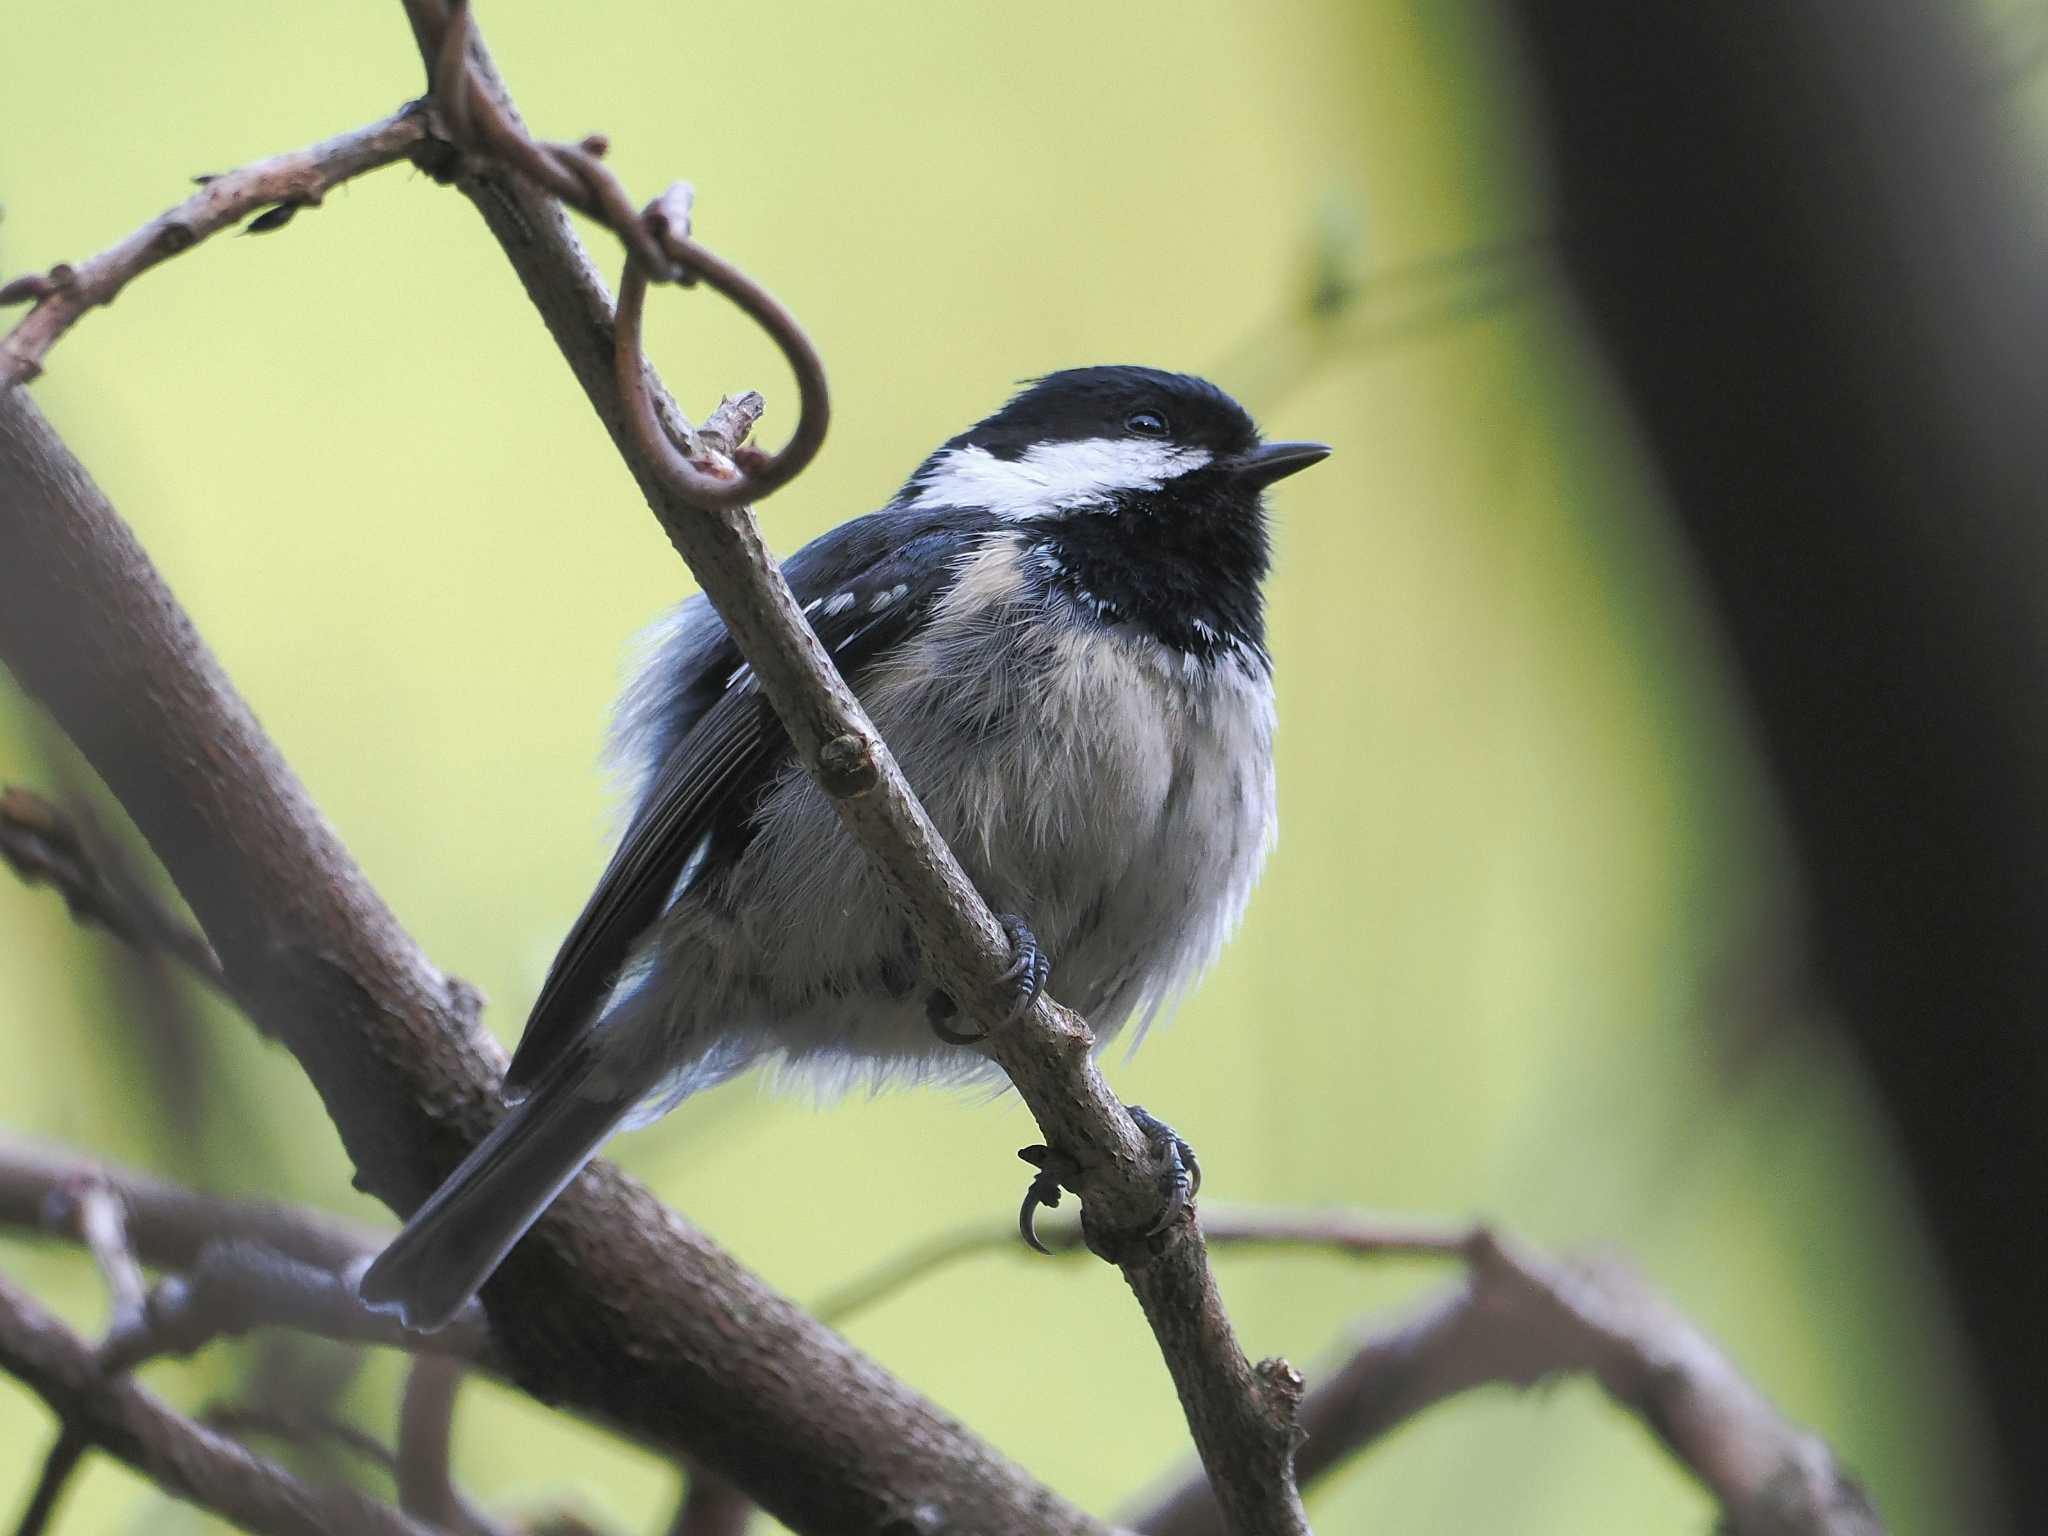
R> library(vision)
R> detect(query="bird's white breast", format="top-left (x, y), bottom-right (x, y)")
top-left (635, 532), bottom-right (1276, 1091)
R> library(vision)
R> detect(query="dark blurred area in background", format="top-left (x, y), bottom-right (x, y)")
top-left (1504, 5), bottom-right (2048, 1529)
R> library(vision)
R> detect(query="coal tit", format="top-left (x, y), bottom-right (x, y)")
top-left (360, 365), bottom-right (1328, 1328)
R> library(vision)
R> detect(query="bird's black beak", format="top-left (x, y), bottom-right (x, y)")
top-left (1223, 440), bottom-right (1331, 491)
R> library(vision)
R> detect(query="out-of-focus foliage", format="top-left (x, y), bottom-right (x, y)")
top-left (0, 3), bottom-right (1996, 1531)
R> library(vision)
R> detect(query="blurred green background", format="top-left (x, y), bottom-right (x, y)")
top-left (0, 2), bottom-right (2002, 1531)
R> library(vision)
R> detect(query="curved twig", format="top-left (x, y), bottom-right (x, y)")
top-left (428, 0), bottom-right (673, 278)
top-left (422, 0), bottom-right (830, 507)
top-left (612, 226), bottom-right (829, 510)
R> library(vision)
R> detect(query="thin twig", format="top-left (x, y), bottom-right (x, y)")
top-left (40, 1177), bottom-right (149, 1340)
top-left (0, 1274), bottom-right (435, 1536)
top-left (667, 1460), bottom-right (754, 1536)
top-left (815, 1206), bottom-right (1471, 1323)
top-left (202, 1401), bottom-right (399, 1476)
top-left (0, 107), bottom-right (428, 387)
top-left (12, 1174), bottom-right (151, 1534)
top-left (10, 1432), bottom-right (85, 1536)
top-left (608, 193), bottom-right (830, 507)
top-left (1214, 228), bottom-right (1549, 412)
top-left (0, 786), bottom-right (224, 990)
top-left (397, 1356), bottom-right (510, 1536)
top-left (100, 1238), bottom-right (490, 1372)
top-left (5, 1139), bottom-right (491, 1370)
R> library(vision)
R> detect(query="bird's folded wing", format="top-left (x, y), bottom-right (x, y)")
top-left (503, 508), bottom-right (993, 1097)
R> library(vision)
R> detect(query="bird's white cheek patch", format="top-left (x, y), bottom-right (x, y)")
top-left (909, 439), bottom-right (1211, 517)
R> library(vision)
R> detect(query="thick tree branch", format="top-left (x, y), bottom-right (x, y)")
top-left (404, 4), bottom-right (1306, 1527)
top-left (0, 1274), bottom-right (435, 1536)
top-left (0, 108), bottom-right (428, 386)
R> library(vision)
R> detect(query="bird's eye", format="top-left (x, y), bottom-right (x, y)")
top-left (1125, 410), bottom-right (1169, 437)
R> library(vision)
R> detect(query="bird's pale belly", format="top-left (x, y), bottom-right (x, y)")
top-left (623, 601), bottom-right (1274, 1097)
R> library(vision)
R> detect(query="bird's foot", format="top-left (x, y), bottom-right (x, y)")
top-left (925, 913), bottom-right (1051, 1046)
top-left (992, 913), bottom-right (1052, 1024)
top-left (1015, 1103), bottom-right (1203, 1255)
top-left (1125, 1103), bottom-right (1202, 1236)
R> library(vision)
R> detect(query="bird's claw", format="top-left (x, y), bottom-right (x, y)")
top-left (1016, 1144), bottom-right (1080, 1255)
top-left (992, 913), bottom-right (1052, 1026)
top-left (1014, 1105), bottom-right (1201, 1256)
top-left (926, 913), bottom-right (1051, 1046)
top-left (1126, 1103), bottom-right (1201, 1235)
top-left (924, 989), bottom-right (981, 1045)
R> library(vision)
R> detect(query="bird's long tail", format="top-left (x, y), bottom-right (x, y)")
top-left (357, 1050), bottom-right (636, 1332)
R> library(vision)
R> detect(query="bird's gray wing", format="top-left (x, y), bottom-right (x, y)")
top-left (502, 508), bottom-right (995, 1096)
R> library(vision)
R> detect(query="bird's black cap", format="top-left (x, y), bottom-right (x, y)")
top-left (954, 365), bottom-right (1263, 461)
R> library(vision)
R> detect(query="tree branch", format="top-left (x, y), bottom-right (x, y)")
top-left (101, 1238), bottom-right (491, 1373)
top-left (0, 1274), bottom-right (436, 1536)
top-left (10, 1432), bottom-right (84, 1536)
top-left (0, 1133), bottom-right (382, 1277)
top-left (405, 4), bottom-right (1306, 1526)
top-left (396, 1356), bottom-right (508, 1536)
top-left (1126, 1230), bottom-right (1881, 1536)
top-left (814, 1206), bottom-right (1469, 1324)
top-left (1, 785), bottom-right (224, 991)
top-left (0, 107), bottom-right (428, 386)
top-left (41, 1176), bottom-right (149, 1340)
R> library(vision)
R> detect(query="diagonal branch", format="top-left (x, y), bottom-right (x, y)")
top-left (0, 107), bottom-right (428, 386)
top-left (407, 4), bottom-right (1307, 1527)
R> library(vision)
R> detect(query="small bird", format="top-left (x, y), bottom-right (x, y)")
top-left (359, 366), bottom-right (1328, 1329)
